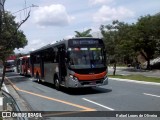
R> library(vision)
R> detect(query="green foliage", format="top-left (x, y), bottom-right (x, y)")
top-left (133, 14), bottom-right (160, 68)
top-left (100, 14), bottom-right (160, 69)
top-left (0, 12), bottom-right (28, 61)
top-left (100, 20), bottom-right (135, 64)
top-left (75, 29), bottom-right (92, 37)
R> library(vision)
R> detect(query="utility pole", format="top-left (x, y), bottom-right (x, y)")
top-left (0, 0), bottom-right (3, 50)
top-left (0, 0), bottom-right (5, 51)
top-left (0, 0), bottom-right (5, 38)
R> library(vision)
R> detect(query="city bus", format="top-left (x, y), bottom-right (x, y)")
top-left (5, 60), bottom-right (15, 72)
top-left (17, 55), bottom-right (31, 76)
top-left (30, 38), bottom-right (108, 89)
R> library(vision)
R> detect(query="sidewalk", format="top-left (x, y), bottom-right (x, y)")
top-left (0, 73), bottom-right (35, 120)
top-left (108, 66), bottom-right (160, 78)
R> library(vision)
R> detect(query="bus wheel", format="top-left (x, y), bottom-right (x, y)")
top-left (54, 78), bottom-right (60, 90)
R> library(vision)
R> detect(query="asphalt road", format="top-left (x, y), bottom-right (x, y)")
top-left (4, 72), bottom-right (160, 120)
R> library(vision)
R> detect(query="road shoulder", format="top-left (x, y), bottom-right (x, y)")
top-left (4, 79), bottom-right (33, 111)
top-left (109, 77), bottom-right (160, 86)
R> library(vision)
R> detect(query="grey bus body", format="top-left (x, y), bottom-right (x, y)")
top-left (30, 38), bottom-right (108, 88)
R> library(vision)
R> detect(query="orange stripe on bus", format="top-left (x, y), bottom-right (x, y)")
top-left (34, 66), bottom-right (41, 76)
top-left (74, 71), bottom-right (107, 81)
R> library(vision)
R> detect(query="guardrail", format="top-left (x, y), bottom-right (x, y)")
top-left (2, 90), bottom-right (28, 120)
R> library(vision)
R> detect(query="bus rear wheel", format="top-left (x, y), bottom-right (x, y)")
top-left (54, 78), bottom-right (60, 90)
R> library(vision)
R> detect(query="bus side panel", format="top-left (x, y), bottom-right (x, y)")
top-left (43, 63), bottom-right (58, 84)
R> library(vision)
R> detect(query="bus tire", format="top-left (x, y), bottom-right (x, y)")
top-left (54, 78), bottom-right (60, 90)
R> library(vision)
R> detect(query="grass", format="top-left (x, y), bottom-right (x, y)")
top-left (108, 74), bottom-right (160, 83)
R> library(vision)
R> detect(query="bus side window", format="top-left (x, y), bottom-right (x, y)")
top-left (36, 55), bottom-right (40, 64)
top-left (54, 47), bottom-right (59, 63)
top-left (43, 48), bottom-right (55, 63)
top-left (52, 51), bottom-right (56, 63)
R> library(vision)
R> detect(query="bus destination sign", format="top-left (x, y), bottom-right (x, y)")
top-left (72, 39), bottom-right (99, 45)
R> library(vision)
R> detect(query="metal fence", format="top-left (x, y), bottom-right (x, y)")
top-left (2, 90), bottom-right (27, 120)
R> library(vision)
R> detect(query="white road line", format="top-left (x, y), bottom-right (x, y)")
top-left (0, 97), bottom-right (3, 106)
top-left (29, 78), bottom-right (33, 81)
top-left (143, 93), bottom-right (160, 98)
top-left (2, 83), bottom-right (9, 93)
top-left (82, 98), bottom-right (114, 111)
top-left (110, 78), bottom-right (160, 86)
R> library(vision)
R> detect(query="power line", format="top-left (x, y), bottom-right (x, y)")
top-left (12, 4), bottom-right (38, 14)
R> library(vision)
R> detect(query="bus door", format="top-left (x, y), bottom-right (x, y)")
top-left (58, 46), bottom-right (67, 82)
top-left (40, 53), bottom-right (44, 79)
top-left (20, 59), bottom-right (23, 74)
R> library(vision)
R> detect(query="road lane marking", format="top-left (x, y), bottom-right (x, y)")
top-left (110, 78), bottom-right (160, 86)
top-left (5, 77), bottom-right (96, 111)
top-left (82, 98), bottom-right (114, 111)
top-left (143, 93), bottom-right (160, 98)
top-left (0, 97), bottom-right (3, 106)
top-left (3, 83), bottom-right (9, 93)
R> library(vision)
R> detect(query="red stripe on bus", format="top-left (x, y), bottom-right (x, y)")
top-left (74, 71), bottom-right (107, 81)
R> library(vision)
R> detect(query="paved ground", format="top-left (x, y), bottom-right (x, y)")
top-left (0, 67), bottom-right (160, 120)
top-left (1, 72), bottom-right (160, 120)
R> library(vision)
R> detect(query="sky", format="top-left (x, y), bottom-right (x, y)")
top-left (5, 0), bottom-right (160, 53)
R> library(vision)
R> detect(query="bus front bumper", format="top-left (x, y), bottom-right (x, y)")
top-left (66, 76), bottom-right (108, 88)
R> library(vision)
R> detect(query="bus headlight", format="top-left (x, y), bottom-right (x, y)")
top-left (69, 74), bottom-right (78, 81)
top-left (69, 74), bottom-right (73, 78)
top-left (73, 76), bottom-right (78, 81)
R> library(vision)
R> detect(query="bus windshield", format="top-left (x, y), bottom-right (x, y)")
top-left (6, 60), bottom-right (15, 67)
top-left (68, 47), bottom-right (106, 69)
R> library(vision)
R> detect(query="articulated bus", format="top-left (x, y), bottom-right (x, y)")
top-left (30, 38), bottom-right (108, 89)
top-left (17, 55), bottom-right (31, 76)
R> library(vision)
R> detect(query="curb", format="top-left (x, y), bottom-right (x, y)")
top-left (109, 77), bottom-right (160, 86)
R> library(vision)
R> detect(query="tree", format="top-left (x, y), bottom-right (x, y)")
top-left (100, 21), bottom-right (118, 75)
top-left (133, 15), bottom-right (160, 69)
top-left (100, 20), bottom-right (135, 75)
top-left (101, 14), bottom-right (160, 70)
top-left (0, 0), bottom-right (30, 90)
top-left (75, 29), bottom-right (92, 37)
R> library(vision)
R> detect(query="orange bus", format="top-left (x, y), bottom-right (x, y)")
top-left (17, 55), bottom-right (31, 76)
top-left (30, 38), bottom-right (108, 89)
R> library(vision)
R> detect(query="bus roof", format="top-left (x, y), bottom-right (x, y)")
top-left (30, 37), bottom-right (103, 54)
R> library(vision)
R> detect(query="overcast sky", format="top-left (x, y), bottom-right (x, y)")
top-left (5, 0), bottom-right (160, 53)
